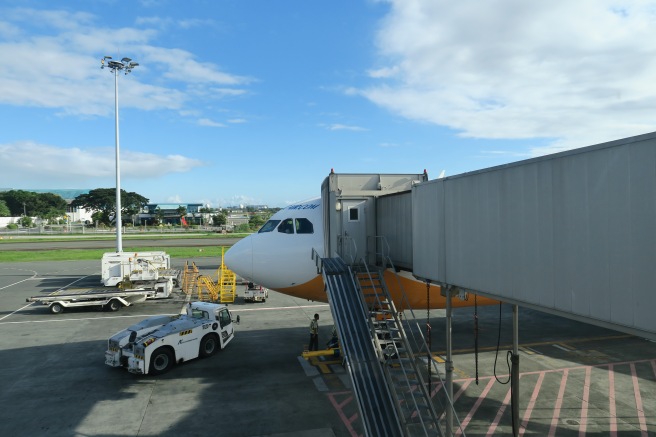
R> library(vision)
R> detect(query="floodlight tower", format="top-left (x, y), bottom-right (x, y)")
top-left (101, 56), bottom-right (139, 253)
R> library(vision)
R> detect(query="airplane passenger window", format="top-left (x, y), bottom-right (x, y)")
top-left (295, 218), bottom-right (314, 234)
top-left (258, 220), bottom-right (280, 233)
top-left (277, 218), bottom-right (294, 234)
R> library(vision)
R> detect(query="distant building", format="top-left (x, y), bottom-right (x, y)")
top-left (139, 203), bottom-right (207, 225)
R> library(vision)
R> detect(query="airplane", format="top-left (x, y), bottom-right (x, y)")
top-left (224, 197), bottom-right (498, 310)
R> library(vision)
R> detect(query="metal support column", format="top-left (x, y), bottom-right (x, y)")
top-left (445, 286), bottom-right (454, 437)
top-left (511, 304), bottom-right (520, 437)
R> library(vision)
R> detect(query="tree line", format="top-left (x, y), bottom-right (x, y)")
top-left (0, 188), bottom-right (148, 227)
top-left (1, 188), bottom-right (277, 230)
top-left (0, 190), bottom-right (68, 222)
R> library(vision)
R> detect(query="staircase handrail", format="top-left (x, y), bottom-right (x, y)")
top-left (369, 236), bottom-right (464, 435)
top-left (355, 261), bottom-right (443, 436)
top-left (337, 234), bottom-right (357, 266)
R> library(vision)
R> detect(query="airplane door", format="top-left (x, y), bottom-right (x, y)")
top-left (340, 200), bottom-right (367, 265)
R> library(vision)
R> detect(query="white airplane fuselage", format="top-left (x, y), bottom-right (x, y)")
top-left (225, 198), bottom-right (497, 310)
top-left (225, 198), bottom-right (326, 301)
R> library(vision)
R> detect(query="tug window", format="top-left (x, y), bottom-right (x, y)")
top-left (349, 207), bottom-right (359, 222)
top-left (295, 218), bottom-right (314, 234)
top-left (192, 309), bottom-right (209, 320)
top-left (218, 309), bottom-right (231, 328)
top-left (258, 220), bottom-right (280, 233)
top-left (277, 218), bottom-right (294, 234)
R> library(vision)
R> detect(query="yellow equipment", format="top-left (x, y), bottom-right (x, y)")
top-left (193, 248), bottom-right (236, 303)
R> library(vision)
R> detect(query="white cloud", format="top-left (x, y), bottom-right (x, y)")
top-left (0, 141), bottom-right (204, 186)
top-left (0, 7), bottom-right (252, 118)
top-left (325, 123), bottom-right (368, 132)
top-left (228, 118), bottom-right (246, 124)
top-left (363, 0), bottom-right (656, 155)
top-left (197, 118), bottom-right (226, 127)
top-left (166, 194), bottom-right (183, 203)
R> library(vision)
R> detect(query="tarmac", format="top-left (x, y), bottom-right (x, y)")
top-left (0, 257), bottom-right (655, 436)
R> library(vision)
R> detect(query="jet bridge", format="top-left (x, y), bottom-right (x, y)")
top-left (321, 171), bottom-right (428, 266)
top-left (413, 131), bottom-right (656, 341)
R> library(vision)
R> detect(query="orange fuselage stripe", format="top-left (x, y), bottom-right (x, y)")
top-left (276, 271), bottom-right (498, 310)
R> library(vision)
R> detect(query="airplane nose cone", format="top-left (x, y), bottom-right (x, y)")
top-left (225, 237), bottom-right (253, 280)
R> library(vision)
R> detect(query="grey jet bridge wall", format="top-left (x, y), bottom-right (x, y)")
top-left (412, 131), bottom-right (656, 341)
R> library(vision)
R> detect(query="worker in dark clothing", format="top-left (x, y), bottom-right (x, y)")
top-left (309, 313), bottom-right (319, 351)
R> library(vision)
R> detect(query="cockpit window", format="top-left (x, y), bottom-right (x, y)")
top-left (295, 218), bottom-right (314, 234)
top-left (258, 220), bottom-right (280, 233)
top-left (277, 218), bottom-right (294, 234)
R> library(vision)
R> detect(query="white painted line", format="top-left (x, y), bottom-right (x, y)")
top-left (0, 303), bottom-right (330, 326)
top-left (0, 274), bottom-right (96, 322)
top-left (0, 268), bottom-right (38, 290)
top-left (230, 304), bottom-right (329, 313)
top-left (0, 313), bottom-right (179, 326)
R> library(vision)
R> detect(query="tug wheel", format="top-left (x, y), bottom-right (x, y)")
top-left (150, 348), bottom-right (174, 375)
top-left (200, 334), bottom-right (219, 357)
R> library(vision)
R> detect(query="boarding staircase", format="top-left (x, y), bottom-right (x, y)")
top-left (183, 250), bottom-right (237, 303)
top-left (181, 261), bottom-right (199, 295)
top-left (218, 248), bottom-right (236, 303)
top-left (313, 246), bottom-right (447, 437)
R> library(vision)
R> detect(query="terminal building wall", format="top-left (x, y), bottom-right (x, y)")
top-left (413, 132), bottom-right (656, 339)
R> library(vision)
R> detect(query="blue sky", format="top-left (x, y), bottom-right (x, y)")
top-left (1, 1), bottom-right (655, 207)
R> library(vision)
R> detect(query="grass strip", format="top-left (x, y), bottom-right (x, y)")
top-left (0, 233), bottom-right (249, 244)
top-left (0, 246), bottom-right (229, 263)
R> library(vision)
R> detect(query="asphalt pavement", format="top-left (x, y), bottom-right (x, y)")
top-left (0, 242), bottom-right (655, 436)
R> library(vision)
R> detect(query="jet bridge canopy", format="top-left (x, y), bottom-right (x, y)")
top-left (321, 172), bottom-right (428, 266)
top-left (412, 131), bottom-right (656, 341)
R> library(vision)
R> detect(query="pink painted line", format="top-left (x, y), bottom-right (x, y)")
top-left (439, 378), bottom-right (473, 435)
top-left (549, 369), bottom-right (569, 436)
top-left (455, 378), bottom-right (496, 436)
top-left (630, 363), bottom-right (648, 436)
top-left (430, 381), bottom-right (443, 398)
top-left (579, 366), bottom-right (591, 437)
top-left (454, 379), bottom-right (473, 402)
top-left (609, 364), bottom-right (617, 437)
top-left (327, 393), bottom-right (361, 437)
top-left (460, 357), bottom-right (656, 382)
top-left (520, 372), bottom-right (545, 437)
top-left (486, 386), bottom-right (512, 437)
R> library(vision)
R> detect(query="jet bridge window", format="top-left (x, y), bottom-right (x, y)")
top-left (295, 218), bottom-right (314, 234)
top-left (349, 206), bottom-right (359, 222)
top-left (278, 218), bottom-right (294, 234)
top-left (258, 220), bottom-right (280, 233)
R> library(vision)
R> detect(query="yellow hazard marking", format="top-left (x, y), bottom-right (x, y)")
top-left (179, 329), bottom-right (193, 336)
top-left (432, 354), bottom-right (445, 363)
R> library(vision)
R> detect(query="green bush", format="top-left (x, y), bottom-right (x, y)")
top-left (19, 216), bottom-right (33, 227)
top-left (6, 223), bottom-right (18, 230)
